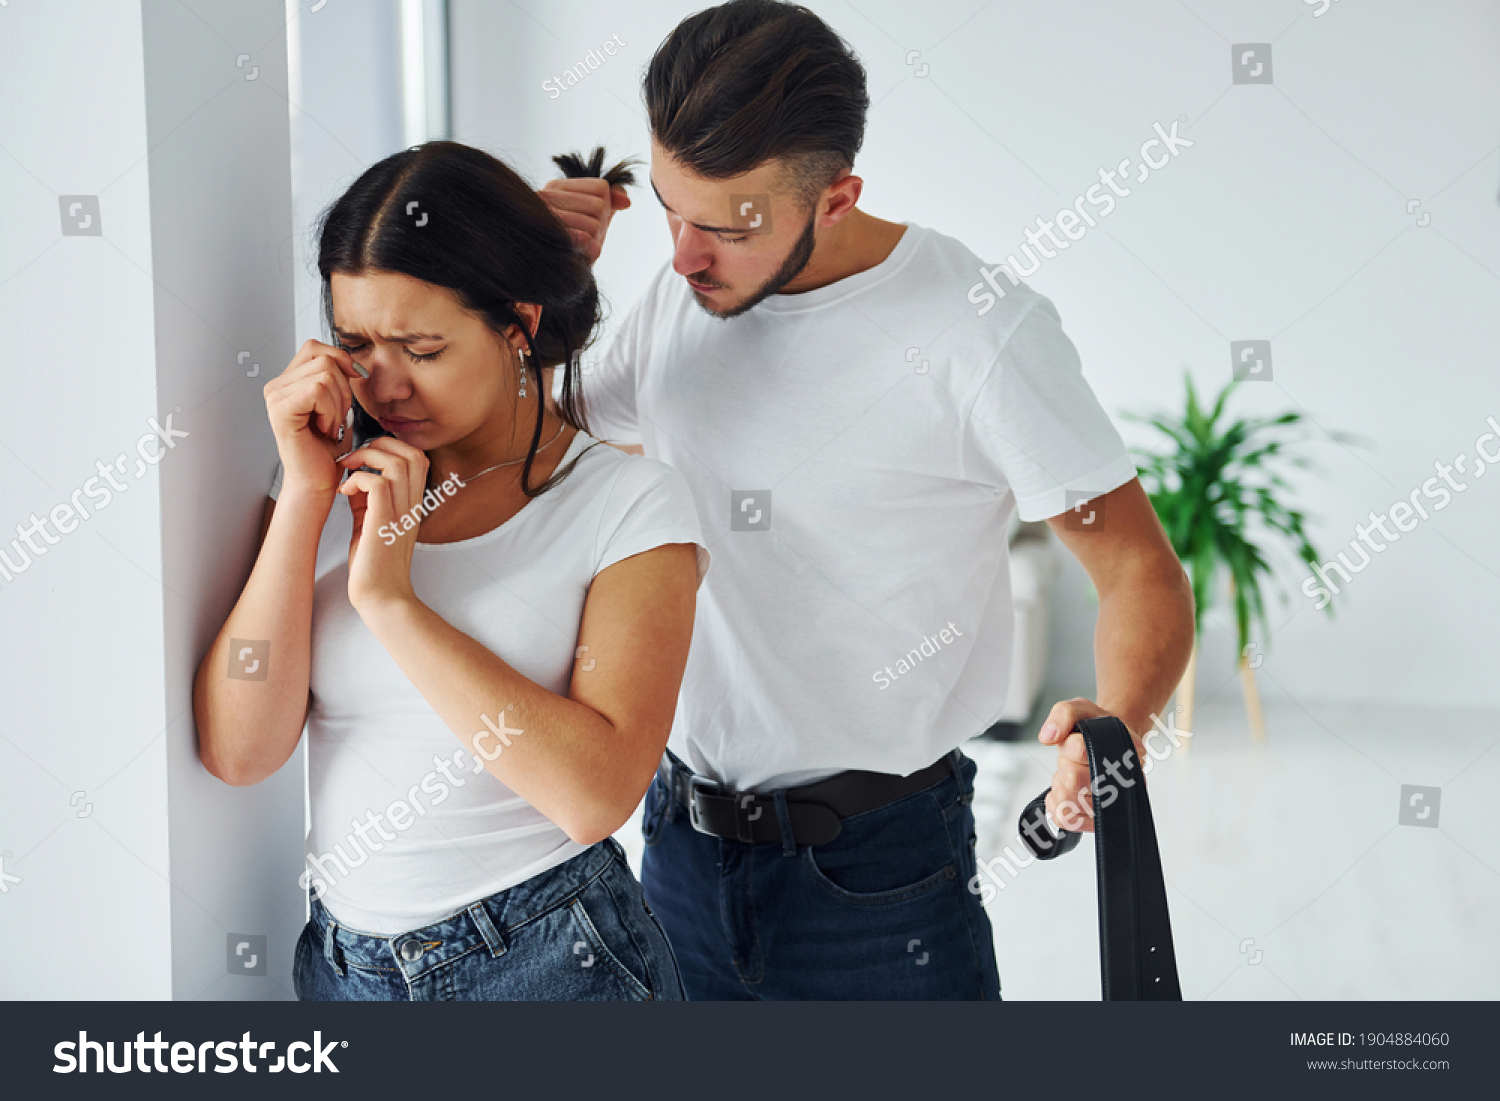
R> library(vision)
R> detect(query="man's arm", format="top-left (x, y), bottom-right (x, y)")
top-left (1035, 476), bottom-right (1195, 832)
top-left (540, 180), bottom-right (649, 455)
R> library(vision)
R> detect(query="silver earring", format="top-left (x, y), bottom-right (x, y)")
top-left (517, 347), bottom-right (528, 398)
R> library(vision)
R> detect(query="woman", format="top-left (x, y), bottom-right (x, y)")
top-left (191, 142), bottom-right (707, 1001)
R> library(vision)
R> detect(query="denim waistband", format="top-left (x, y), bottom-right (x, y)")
top-left (308, 838), bottom-right (624, 982)
top-left (660, 746), bottom-right (974, 803)
top-left (658, 747), bottom-right (974, 855)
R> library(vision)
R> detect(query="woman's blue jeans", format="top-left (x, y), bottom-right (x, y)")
top-left (640, 749), bottom-right (1002, 1000)
top-left (293, 837), bottom-right (684, 1000)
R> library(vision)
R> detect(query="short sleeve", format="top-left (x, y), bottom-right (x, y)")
top-left (268, 460), bottom-right (283, 501)
top-left (593, 456), bottom-right (710, 587)
top-left (960, 294), bottom-right (1137, 522)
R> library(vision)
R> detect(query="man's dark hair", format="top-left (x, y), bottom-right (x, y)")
top-left (644, 0), bottom-right (869, 207)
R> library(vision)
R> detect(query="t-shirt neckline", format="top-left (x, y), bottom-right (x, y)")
top-left (412, 428), bottom-right (592, 551)
top-left (751, 222), bottom-right (921, 315)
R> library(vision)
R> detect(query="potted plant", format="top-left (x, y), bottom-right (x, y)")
top-left (1122, 371), bottom-right (1353, 739)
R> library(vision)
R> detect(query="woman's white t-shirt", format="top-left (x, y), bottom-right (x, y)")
top-left (268, 431), bottom-right (709, 934)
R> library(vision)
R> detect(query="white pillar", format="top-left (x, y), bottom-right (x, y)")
top-left (0, 0), bottom-right (303, 999)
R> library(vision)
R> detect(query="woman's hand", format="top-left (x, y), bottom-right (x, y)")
top-left (335, 437), bottom-right (430, 613)
top-left (264, 338), bottom-right (366, 498)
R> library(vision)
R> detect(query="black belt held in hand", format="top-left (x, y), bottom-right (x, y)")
top-left (660, 752), bottom-right (956, 847)
top-left (1017, 715), bottom-right (1182, 1000)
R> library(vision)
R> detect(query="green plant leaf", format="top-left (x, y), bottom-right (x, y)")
top-left (1125, 372), bottom-right (1350, 667)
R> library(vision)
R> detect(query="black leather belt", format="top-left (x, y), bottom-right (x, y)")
top-left (659, 751), bottom-right (957, 846)
top-left (1017, 716), bottom-right (1182, 1000)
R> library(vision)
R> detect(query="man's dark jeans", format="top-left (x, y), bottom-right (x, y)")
top-left (640, 749), bottom-right (1002, 1000)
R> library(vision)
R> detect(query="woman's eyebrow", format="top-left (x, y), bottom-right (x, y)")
top-left (333, 328), bottom-right (445, 343)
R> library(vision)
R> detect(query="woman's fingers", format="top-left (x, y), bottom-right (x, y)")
top-left (337, 437), bottom-right (428, 519)
top-left (311, 375), bottom-right (345, 441)
top-left (265, 339), bottom-right (369, 497)
top-left (292, 337), bottom-right (362, 379)
top-left (273, 346), bottom-right (354, 424)
top-left (315, 351), bottom-right (356, 416)
top-left (291, 339), bottom-right (360, 404)
top-left (348, 438), bottom-right (425, 504)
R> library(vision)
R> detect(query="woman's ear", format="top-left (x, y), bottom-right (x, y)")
top-left (508, 302), bottom-right (544, 348)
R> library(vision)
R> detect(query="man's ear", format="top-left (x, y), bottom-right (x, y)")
top-left (818, 171), bottom-right (863, 226)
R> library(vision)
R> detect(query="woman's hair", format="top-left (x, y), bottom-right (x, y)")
top-left (643, 0), bottom-right (868, 209)
top-left (315, 141), bottom-right (639, 497)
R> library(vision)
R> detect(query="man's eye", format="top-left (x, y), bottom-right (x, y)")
top-left (716, 233), bottom-right (750, 245)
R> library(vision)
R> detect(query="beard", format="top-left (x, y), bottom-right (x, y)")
top-left (688, 205), bottom-right (819, 320)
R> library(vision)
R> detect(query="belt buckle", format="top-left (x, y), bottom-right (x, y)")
top-left (686, 773), bottom-right (722, 835)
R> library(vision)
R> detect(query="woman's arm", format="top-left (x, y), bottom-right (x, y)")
top-left (355, 542), bottom-right (699, 845)
top-left (192, 486), bottom-right (334, 785)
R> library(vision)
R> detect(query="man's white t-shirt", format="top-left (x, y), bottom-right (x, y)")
top-left (268, 431), bottom-right (709, 933)
top-left (579, 222), bottom-right (1136, 791)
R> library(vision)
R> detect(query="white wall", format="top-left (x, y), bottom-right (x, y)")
top-left (0, 0), bottom-right (307, 998)
top-left (0, 0), bottom-right (170, 999)
top-left (450, 0), bottom-right (1500, 712)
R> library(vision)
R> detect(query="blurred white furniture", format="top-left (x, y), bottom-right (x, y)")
top-left (997, 517), bottom-right (1059, 722)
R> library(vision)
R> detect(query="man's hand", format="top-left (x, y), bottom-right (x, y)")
top-left (1038, 697), bottom-right (1147, 834)
top-left (539, 177), bottom-right (632, 263)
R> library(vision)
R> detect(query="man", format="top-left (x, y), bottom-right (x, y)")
top-left (541, 0), bottom-right (1193, 1000)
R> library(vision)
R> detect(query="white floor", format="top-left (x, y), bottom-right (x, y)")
top-left (615, 696), bottom-right (1500, 999)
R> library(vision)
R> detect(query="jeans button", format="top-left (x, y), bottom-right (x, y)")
top-left (398, 938), bottom-right (425, 962)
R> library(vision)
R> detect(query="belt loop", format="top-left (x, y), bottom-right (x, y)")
top-left (322, 917), bottom-right (345, 978)
top-left (951, 747), bottom-right (973, 804)
top-left (772, 789), bottom-right (797, 857)
top-left (468, 901), bottom-right (508, 958)
top-left (663, 753), bottom-right (679, 825)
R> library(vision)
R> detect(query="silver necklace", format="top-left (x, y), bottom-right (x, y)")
top-left (429, 421), bottom-right (568, 488)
